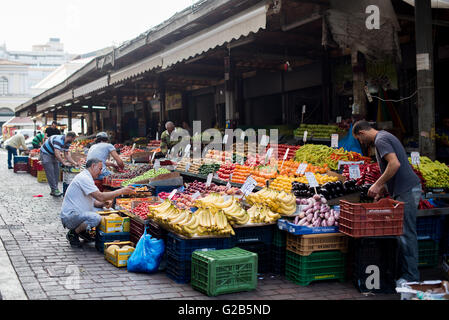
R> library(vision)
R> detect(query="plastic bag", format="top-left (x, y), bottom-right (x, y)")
top-left (339, 123), bottom-right (362, 154)
top-left (127, 229), bottom-right (165, 273)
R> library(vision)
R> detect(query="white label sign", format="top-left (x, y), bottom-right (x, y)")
top-left (223, 134), bottom-right (229, 144)
top-left (192, 191), bottom-right (201, 200)
top-left (416, 53), bottom-right (430, 71)
top-left (336, 116), bottom-right (342, 123)
top-left (185, 144), bottom-right (191, 154)
top-left (168, 189), bottom-right (177, 200)
top-left (206, 173), bottom-right (213, 187)
top-left (296, 163), bottom-right (308, 175)
top-left (303, 131), bottom-right (308, 143)
top-left (302, 105), bottom-right (306, 114)
top-left (240, 176), bottom-right (257, 196)
top-left (349, 165), bottom-right (361, 180)
top-left (260, 135), bottom-right (269, 146)
top-left (185, 162), bottom-right (191, 172)
top-left (156, 132), bottom-right (159, 141)
top-left (338, 160), bottom-right (364, 170)
top-left (305, 172), bottom-right (319, 188)
top-left (226, 181), bottom-right (231, 189)
top-left (331, 134), bottom-right (339, 148)
top-left (411, 152), bottom-right (420, 165)
top-left (151, 151), bottom-right (156, 162)
top-left (131, 143), bottom-right (136, 151)
top-left (154, 160), bottom-right (160, 171)
top-left (283, 148), bottom-right (290, 160)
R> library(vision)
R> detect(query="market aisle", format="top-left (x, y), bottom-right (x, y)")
top-left (0, 150), bottom-right (398, 300)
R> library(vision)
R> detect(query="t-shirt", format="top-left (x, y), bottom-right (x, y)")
top-left (374, 130), bottom-right (420, 197)
top-left (45, 127), bottom-right (61, 137)
top-left (61, 169), bottom-right (99, 215)
top-left (5, 134), bottom-right (27, 150)
top-left (41, 135), bottom-right (71, 156)
top-left (86, 142), bottom-right (116, 174)
top-left (32, 133), bottom-right (44, 146)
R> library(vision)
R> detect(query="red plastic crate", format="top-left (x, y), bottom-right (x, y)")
top-left (33, 161), bottom-right (44, 171)
top-left (14, 162), bottom-right (29, 173)
top-left (339, 199), bottom-right (404, 237)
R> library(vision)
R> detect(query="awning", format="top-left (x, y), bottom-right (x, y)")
top-left (109, 56), bottom-right (163, 85)
top-left (36, 90), bottom-right (73, 112)
top-left (74, 75), bottom-right (109, 98)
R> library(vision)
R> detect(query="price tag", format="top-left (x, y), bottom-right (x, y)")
top-left (331, 134), bottom-right (339, 148)
top-left (260, 135), bottom-right (269, 146)
top-left (296, 162), bottom-right (308, 175)
top-left (337, 160), bottom-right (364, 170)
top-left (150, 151), bottom-right (156, 162)
top-left (302, 105), bottom-right (306, 114)
top-left (131, 143), bottom-right (136, 151)
top-left (411, 152), bottom-right (420, 165)
top-left (223, 134), bottom-right (229, 144)
top-left (240, 176), bottom-right (257, 196)
top-left (154, 160), bottom-right (160, 171)
top-left (349, 165), bottom-right (361, 180)
top-left (336, 116), bottom-right (342, 123)
top-left (132, 159), bottom-right (135, 164)
top-left (305, 172), bottom-right (319, 187)
top-left (283, 148), bottom-right (290, 160)
top-left (241, 132), bottom-right (245, 140)
top-left (226, 181), bottom-right (231, 189)
top-left (185, 162), bottom-right (191, 172)
top-left (206, 173), bottom-right (213, 187)
top-left (303, 131), bottom-right (308, 143)
top-left (168, 189), bottom-right (177, 200)
top-left (192, 191), bottom-right (201, 200)
top-left (185, 144), bottom-right (191, 154)
top-left (156, 132), bottom-right (159, 141)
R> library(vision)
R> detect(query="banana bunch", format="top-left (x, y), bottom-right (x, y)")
top-left (275, 191), bottom-right (297, 215)
top-left (195, 208), bottom-right (235, 236)
top-left (247, 204), bottom-right (281, 223)
top-left (246, 188), bottom-right (297, 215)
top-left (221, 199), bottom-right (250, 225)
top-left (148, 199), bottom-right (172, 219)
top-left (195, 193), bottom-right (232, 209)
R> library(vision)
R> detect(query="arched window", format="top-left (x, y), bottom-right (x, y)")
top-left (0, 77), bottom-right (8, 95)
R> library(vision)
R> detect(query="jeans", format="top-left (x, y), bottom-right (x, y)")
top-left (40, 152), bottom-right (60, 191)
top-left (6, 145), bottom-right (17, 168)
top-left (61, 210), bottom-right (102, 232)
top-left (395, 184), bottom-right (422, 282)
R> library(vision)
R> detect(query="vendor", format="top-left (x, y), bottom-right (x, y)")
top-left (86, 132), bottom-right (124, 180)
top-left (61, 158), bottom-right (135, 247)
top-left (160, 121), bottom-right (182, 155)
top-left (40, 132), bottom-right (78, 197)
top-left (45, 121), bottom-right (61, 139)
top-left (353, 120), bottom-right (421, 286)
top-left (5, 132), bottom-right (29, 169)
top-left (32, 131), bottom-right (44, 149)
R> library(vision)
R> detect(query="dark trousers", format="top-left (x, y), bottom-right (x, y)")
top-left (6, 145), bottom-right (17, 168)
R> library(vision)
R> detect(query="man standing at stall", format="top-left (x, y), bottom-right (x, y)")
top-left (86, 132), bottom-right (124, 180)
top-left (5, 132), bottom-right (29, 169)
top-left (40, 132), bottom-right (78, 197)
top-left (160, 121), bottom-right (182, 155)
top-left (352, 120), bottom-right (422, 286)
top-left (45, 121), bottom-right (61, 139)
top-left (32, 131), bottom-right (45, 149)
top-left (62, 158), bottom-right (135, 247)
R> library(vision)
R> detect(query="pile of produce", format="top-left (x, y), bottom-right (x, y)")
top-left (205, 150), bottom-right (233, 163)
top-left (272, 173), bottom-right (339, 193)
top-left (183, 180), bottom-right (241, 196)
top-left (195, 194), bottom-right (250, 225)
top-left (108, 164), bottom-right (153, 180)
top-left (268, 144), bottom-right (300, 160)
top-left (198, 163), bottom-right (221, 175)
top-left (245, 153), bottom-right (266, 166)
top-left (342, 163), bottom-right (381, 185)
top-left (294, 124), bottom-right (339, 139)
top-left (175, 158), bottom-right (191, 172)
top-left (216, 162), bottom-right (236, 181)
top-left (247, 204), bottom-right (281, 224)
top-left (410, 156), bottom-right (449, 188)
top-left (246, 188), bottom-right (296, 215)
top-left (158, 192), bottom-right (181, 201)
top-left (148, 140), bottom-right (161, 149)
top-left (114, 144), bottom-right (124, 150)
top-left (418, 199), bottom-right (435, 210)
top-left (231, 164), bottom-right (251, 184)
top-left (115, 197), bottom-right (153, 210)
top-left (292, 180), bottom-right (358, 200)
top-left (411, 166), bottom-right (426, 190)
top-left (121, 168), bottom-right (170, 186)
top-left (277, 160), bottom-right (329, 176)
top-left (120, 146), bottom-right (145, 157)
top-left (294, 195), bottom-right (339, 228)
top-left (187, 160), bottom-right (202, 174)
top-left (132, 202), bottom-right (151, 220)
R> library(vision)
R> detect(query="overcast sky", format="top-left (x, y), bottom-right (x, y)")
top-left (0, 0), bottom-right (198, 54)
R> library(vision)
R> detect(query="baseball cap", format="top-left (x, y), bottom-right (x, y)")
top-left (96, 132), bottom-right (108, 139)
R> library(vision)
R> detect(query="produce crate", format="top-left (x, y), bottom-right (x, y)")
top-left (166, 251), bottom-right (192, 284)
top-left (37, 170), bottom-right (47, 183)
top-left (191, 247), bottom-right (258, 296)
top-left (147, 219), bottom-right (168, 241)
top-left (129, 217), bottom-right (148, 245)
top-left (13, 162), bottom-right (29, 173)
top-left (286, 233), bottom-right (348, 256)
top-left (98, 211), bottom-right (130, 233)
top-left (13, 155), bottom-right (29, 164)
top-left (271, 244), bottom-right (286, 275)
top-left (33, 161), bottom-right (44, 171)
top-left (104, 241), bottom-right (135, 268)
top-left (235, 241), bottom-right (271, 274)
top-left (285, 250), bottom-right (346, 286)
top-left (417, 216), bottom-right (443, 241)
top-left (418, 239), bottom-right (439, 268)
top-left (350, 237), bottom-right (399, 294)
top-left (277, 219), bottom-right (338, 235)
top-left (165, 232), bottom-right (233, 262)
top-left (231, 224), bottom-right (275, 246)
top-left (30, 167), bottom-right (37, 177)
top-left (95, 230), bottom-right (130, 253)
top-left (272, 228), bottom-right (287, 247)
top-left (339, 199), bottom-right (404, 238)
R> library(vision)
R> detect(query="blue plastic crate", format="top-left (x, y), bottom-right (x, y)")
top-left (417, 216), bottom-right (443, 240)
top-left (231, 225), bottom-right (275, 246)
top-left (277, 219), bottom-right (339, 235)
top-left (166, 251), bottom-right (191, 284)
top-left (13, 156), bottom-right (29, 164)
top-left (95, 230), bottom-right (130, 253)
top-left (166, 232), bottom-right (233, 261)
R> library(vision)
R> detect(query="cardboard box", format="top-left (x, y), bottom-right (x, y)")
top-left (104, 241), bottom-right (135, 267)
top-left (396, 280), bottom-right (449, 300)
top-left (98, 210), bottom-right (130, 233)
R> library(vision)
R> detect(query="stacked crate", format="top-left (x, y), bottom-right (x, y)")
top-left (271, 229), bottom-right (286, 275)
top-left (416, 216), bottom-right (443, 268)
top-left (13, 156), bottom-right (29, 173)
top-left (285, 233), bottom-right (347, 286)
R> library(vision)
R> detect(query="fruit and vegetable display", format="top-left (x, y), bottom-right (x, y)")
top-left (246, 188), bottom-right (297, 215)
top-left (267, 144), bottom-right (300, 160)
top-left (194, 194), bottom-right (250, 225)
top-left (292, 180), bottom-right (358, 200)
top-left (121, 168), bottom-right (171, 186)
top-left (132, 202), bottom-right (151, 219)
top-left (293, 195), bottom-right (340, 227)
top-left (294, 124), bottom-right (339, 139)
top-left (247, 204), bottom-right (281, 224)
top-left (198, 163), bottom-right (221, 175)
top-left (342, 163), bottom-right (381, 185)
top-left (216, 162), bottom-right (236, 181)
top-left (115, 198), bottom-right (153, 210)
top-left (409, 156), bottom-right (449, 188)
top-left (108, 164), bottom-right (153, 180)
top-left (271, 173), bottom-right (339, 193)
top-left (183, 180), bottom-right (241, 196)
top-left (418, 199), bottom-right (435, 210)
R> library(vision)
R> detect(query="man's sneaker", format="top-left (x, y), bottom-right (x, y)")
top-left (66, 230), bottom-right (81, 247)
top-left (51, 189), bottom-right (63, 197)
top-left (78, 230), bottom-right (95, 243)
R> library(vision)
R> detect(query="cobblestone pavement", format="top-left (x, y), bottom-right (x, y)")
top-left (0, 150), bottom-right (400, 300)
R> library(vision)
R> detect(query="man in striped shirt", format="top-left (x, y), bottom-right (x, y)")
top-left (40, 132), bottom-right (78, 197)
top-left (32, 131), bottom-right (44, 149)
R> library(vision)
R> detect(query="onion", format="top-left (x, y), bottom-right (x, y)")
top-left (296, 198), bottom-right (302, 205)
top-left (320, 213), bottom-right (325, 219)
top-left (324, 212), bottom-right (330, 220)
top-left (310, 198), bottom-right (316, 206)
top-left (306, 214), bottom-right (313, 222)
top-left (306, 208), bottom-right (313, 215)
top-left (334, 221), bottom-right (339, 227)
top-left (334, 211), bottom-right (340, 220)
top-left (321, 220), bottom-right (328, 227)
top-left (299, 211), bottom-right (306, 219)
top-left (301, 199), bottom-right (308, 205)
top-left (328, 216), bottom-right (335, 226)
top-left (313, 194), bottom-right (321, 201)
top-left (321, 197), bottom-right (327, 204)
top-left (294, 216), bottom-right (300, 224)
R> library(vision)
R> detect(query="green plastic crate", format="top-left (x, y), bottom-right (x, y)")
top-left (191, 247), bottom-right (258, 296)
top-left (285, 250), bottom-right (346, 286)
top-left (272, 229), bottom-right (286, 247)
top-left (418, 240), bottom-right (439, 268)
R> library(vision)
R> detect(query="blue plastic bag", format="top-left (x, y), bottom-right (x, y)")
top-left (338, 123), bottom-right (363, 154)
top-left (127, 229), bottom-right (165, 273)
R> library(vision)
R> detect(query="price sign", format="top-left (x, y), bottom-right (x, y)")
top-left (411, 152), bottom-right (420, 165)
top-left (131, 143), bottom-right (136, 151)
top-left (150, 151), bottom-right (156, 162)
top-left (305, 172), bottom-right (319, 187)
top-left (223, 134), bottom-right (229, 144)
top-left (192, 191), bottom-right (201, 200)
top-left (156, 132), bottom-right (159, 141)
top-left (338, 160), bottom-right (364, 170)
top-left (303, 131), bottom-right (308, 143)
top-left (296, 163), bottom-right (308, 175)
top-left (240, 176), bottom-right (257, 197)
top-left (331, 134), bottom-right (339, 148)
top-left (302, 105), bottom-right (306, 114)
top-left (349, 165), bottom-right (361, 180)
top-left (260, 135), bottom-right (269, 146)
top-left (185, 144), bottom-right (191, 155)
top-left (226, 181), bottom-right (231, 189)
top-left (206, 173), bottom-right (213, 187)
top-left (185, 162), bottom-right (191, 172)
top-left (283, 148), bottom-right (290, 160)
top-left (336, 116), bottom-right (342, 123)
top-left (154, 160), bottom-right (161, 171)
top-left (168, 189), bottom-right (177, 200)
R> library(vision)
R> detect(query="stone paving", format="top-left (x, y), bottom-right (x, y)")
top-left (0, 150), bottom-right (402, 300)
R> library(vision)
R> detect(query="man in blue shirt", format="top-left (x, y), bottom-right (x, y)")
top-left (40, 132), bottom-right (78, 197)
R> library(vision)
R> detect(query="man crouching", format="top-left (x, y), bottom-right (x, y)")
top-left (61, 158), bottom-right (135, 247)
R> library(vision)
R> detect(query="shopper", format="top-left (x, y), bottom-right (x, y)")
top-left (353, 120), bottom-right (422, 286)
top-left (40, 132), bottom-right (78, 197)
top-left (86, 132), bottom-right (124, 180)
top-left (160, 121), bottom-right (182, 155)
top-left (45, 121), bottom-right (61, 139)
top-left (5, 133), bottom-right (29, 169)
top-left (32, 131), bottom-right (45, 149)
top-left (61, 158), bottom-right (135, 247)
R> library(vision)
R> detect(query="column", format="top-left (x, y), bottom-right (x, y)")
top-left (95, 110), bottom-right (101, 132)
top-left (67, 106), bottom-right (72, 131)
top-left (116, 94), bottom-right (123, 142)
top-left (224, 54), bottom-right (236, 126)
top-left (351, 51), bottom-right (367, 118)
top-left (81, 115), bottom-right (85, 135)
top-left (53, 110), bottom-right (57, 122)
top-left (88, 106), bottom-right (94, 135)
